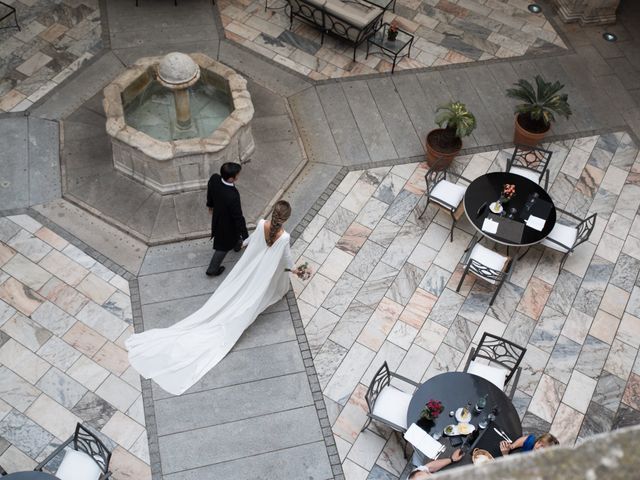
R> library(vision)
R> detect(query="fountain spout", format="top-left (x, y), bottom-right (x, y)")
top-left (157, 52), bottom-right (201, 131)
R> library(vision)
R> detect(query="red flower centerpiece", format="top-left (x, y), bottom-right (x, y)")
top-left (500, 183), bottom-right (516, 204)
top-left (421, 399), bottom-right (444, 421)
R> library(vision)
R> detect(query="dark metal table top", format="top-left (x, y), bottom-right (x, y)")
top-left (406, 372), bottom-right (522, 468)
top-left (4, 472), bottom-right (59, 479)
top-left (463, 172), bottom-right (556, 247)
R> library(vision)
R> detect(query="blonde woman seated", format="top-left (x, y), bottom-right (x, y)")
top-left (500, 432), bottom-right (559, 455)
top-left (409, 449), bottom-right (465, 479)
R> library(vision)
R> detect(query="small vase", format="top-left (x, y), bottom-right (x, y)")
top-left (387, 31), bottom-right (398, 42)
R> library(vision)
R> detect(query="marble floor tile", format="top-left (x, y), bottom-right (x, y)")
top-left (354, 263), bottom-right (397, 308)
top-left (592, 372), bottom-right (627, 412)
top-left (383, 190), bottom-right (420, 226)
top-left (315, 340), bottom-right (349, 389)
top-left (355, 197), bottom-right (389, 230)
top-left (62, 322), bottom-right (107, 358)
top-left (325, 207), bottom-right (357, 236)
top-left (71, 391), bottom-right (117, 430)
top-left (545, 335), bottom-right (581, 384)
top-left (622, 373), bottom-right (640, 410)
top-left (324, 343), bottom-right (375, 405)
top-left (76, 301), bottom-right (128, 342)
top-left (35, 367), bottom-right (87, 409)
top-left (0, 278), bottom-right (44, 316)
top-left (323, 272), bottom-right (364, 316)
top-left (30, 301), bottom-right (76, 336)
top-left (101, 411), bottom-right (144, 450)
top-left (413, 318), bottom-right (449, 355)
top-left (517, 345), bottom-right (551, 396)
top-left (517, 276), bottom-right (552, 320)
top-left (550, 403), bottom-right (583, 446)
top-left (488, 282), bottom-right (524, 324)
top-left (528, 374), bottom-right (566, 423)
top-left (34, 227), bottom-right (68, 251)
top-left (362, 341), bottom-right (406, 386)
top-left (346, 429), bottom-right (387, 471)
top-left (109, 447), bottom-right (151, 480)
top-left (299, 273), bottom-right (335, 309)
top-left (612, 402), bottom-right (640, 430)
top-left (37, 277), bottom-right (89, 316)
top-left (93, 341), bottom-right (129, 376)
top-left (76, 273), bottom-right (117, 305)
top-left (25, 394), bottom-right (82, 440)
top-left (369, 219), bottom-right (402, 248)
top-left (95, 374), bottom-right (139, 412)
top-left (387, 321), bottom-right (418, 351)
top-left (304, 228), bottom-right (341, 264)
top-left (599, 283), bottom-right (629, 318)
top-left (561, 308), bottom-right (594, 345)
top-left (337, 223), bottom-right (371, 256)
top-left (617, 313), bottom-right (640, 348)
top-left (579, 401), bottom-right (615, 438)
top-left (562, 370), bottom-right (597, 414)
top-left (422, 343), bottom-right (464, 381)
top-left (301, 215), bottom-right (327, 244)
top-left (0, 339), bottom-right (50, 384)
top-left (1, 312), bottom-right (52, 352)
top-left (307, 308), bottom-right (341, 356)
top-left (329, 302), bottom-right (374, 349)
top-left (529, 306), bottom-right (566, 353)
top-left (346, 240), bottom-right (387, 281)
top-left (400, 289), bottom-right (438, 330)
top-left (2, 254), bottom-right (51, 290)
top-left (38, 249), bottom-right (90, 286)
top-left (0, 366), bottom-right (41, 412)
top-left (6, 231), bottom-right (52, 263)
top-left (374, 173), bottom-right (407, 205)
top-left (357, 298), bottom-right (403, 352)
top-left (387, 263), bottom-right (425, 306)
top-left (575, 335), bottom-right (610, 379)
top-left (589, 309), bottom-right (620, 345)
top-left (0, 410), bottom-right (54, 458)
top-left (443, 316), bottom-right (478, 353)
top-left (428, 288), bottom-right (465, 328)
top-left (419, 264), bottom-right (450, 297)
top-left (341, 180), bottom-right (378, 215)
top-left (318, 248), bottom-right (354, 282)
top-left (406, 243), bottom-right (438, 270)
top-left (471, 315), bottom-right (507, 345)
top-left (502, 311), bottom-right (536, 349)
top-left (604, 339), bottom-right (637, 381)
top-left (102, 290), bottom-right (132, 325)
top-left (380, 224), bottom-right (423, 269)
top-left (375, 435), bottom-right (405, 477)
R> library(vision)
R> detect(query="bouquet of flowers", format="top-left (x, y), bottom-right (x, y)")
top-left (286, 262), bottom-right (312, 281)
top-left (387, 19), bottom-right (399, 41)
top-left (500, 183), bottom-right (516, 203)
top-left (420, 399), bottom-right (444, 421)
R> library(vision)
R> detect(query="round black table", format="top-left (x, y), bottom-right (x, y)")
top-left (3, 473), bottom-right (59, 479)
top-left (406, 372), bottom-right (522, 468)
top-left (463, 172), bottom-right (556, 246)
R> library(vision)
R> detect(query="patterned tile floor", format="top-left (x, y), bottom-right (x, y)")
top-left (0, 215), bottom-right (150, 479)
top-left (219, 0), bottom-right (566, 79)
top-left (0, 0), bottom-right (102, 113)
top-left (292, 132), bottom-right (640, 479)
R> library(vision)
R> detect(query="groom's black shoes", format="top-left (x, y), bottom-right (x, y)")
top-left (206, 266), bottom-right (226, 277)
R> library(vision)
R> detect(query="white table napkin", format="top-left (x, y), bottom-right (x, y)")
top-left (526, 215), bottom-right (545, 231)
top-left (482, 217), bottom-right (499, 234)
top-left (404, 423), bottom-right (445, 459)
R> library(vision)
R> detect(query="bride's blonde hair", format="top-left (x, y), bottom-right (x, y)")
top-left (267, 200), bottom-right (291, 246)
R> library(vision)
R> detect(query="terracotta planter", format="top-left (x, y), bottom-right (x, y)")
top-left (425, 129), bottom-right (462, 169)
top-left (513, 114), bottom-right (550, 146)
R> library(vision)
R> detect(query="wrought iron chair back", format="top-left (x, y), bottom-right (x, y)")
top-left (507, 145), bottom-right (552, 186)
top-left (467, 258), bottom-right (508, 284)
top-left (424, 167), bottom-right (448, 203)
top-left (573, 213), bottom-right (597, 250)
top-left (473, 333), bottom-right (526, 385)
top-left (74, 423), bottom-right (112, 474)
top-left (364, 362), bottom-right (392, 413)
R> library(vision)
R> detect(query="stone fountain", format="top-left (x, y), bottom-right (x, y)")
top-left (103, 52), bottom-right (255, 195)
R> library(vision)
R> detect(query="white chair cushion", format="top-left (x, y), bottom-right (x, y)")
top-left (431, 180), bottom-right (466, 210)
top-left (468, 360), bottom-right (507, 390)
top-left (541, 222), bottom-right (577, 252)
top-left (468, 244), bottom-right (508, 284)
top-left (56, 449), bottom-right (103, 480)
top-left (510, 166), bottom-right (541, 184)
top-left (372, 385), bottom-right (412, 430)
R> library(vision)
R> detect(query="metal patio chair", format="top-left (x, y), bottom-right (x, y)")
top-left (506, 144), bottom-right (552, 189)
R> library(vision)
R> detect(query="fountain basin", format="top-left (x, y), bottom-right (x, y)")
top-left (103, 53), bottom-right (255, 195)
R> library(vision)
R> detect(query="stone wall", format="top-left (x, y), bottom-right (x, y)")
top-left (552, 0), bottom-right (621, 25)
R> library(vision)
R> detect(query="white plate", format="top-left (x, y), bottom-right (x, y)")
top-left (457, 422), bottom-right (476, 435)
top-left (489, 201), bottom-right (503, 214)
top-left (455, 408), bottom-right (472, 423)
top-left (443, 424), bottom-right (458, 436)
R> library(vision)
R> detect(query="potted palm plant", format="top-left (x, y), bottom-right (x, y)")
top-left (426, 101), bottom-right (476, 168)
top-left (506, 75), bottom-right (572, 146)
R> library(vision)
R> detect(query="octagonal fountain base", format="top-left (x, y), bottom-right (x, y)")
top-left (103, 53), bottom-right (255, 195)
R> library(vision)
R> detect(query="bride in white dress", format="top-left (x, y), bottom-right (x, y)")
top-left (126, 201), bottom-right (301, 395)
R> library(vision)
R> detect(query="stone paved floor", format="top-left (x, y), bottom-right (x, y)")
top-left (0, 0), bottom-right (102, 112)
top-left (219, 0), bottom-right (566, 78)
top-left (0, 215), bottom-right (150, 479)
top-left (292, 133), bottom-right (640, 479)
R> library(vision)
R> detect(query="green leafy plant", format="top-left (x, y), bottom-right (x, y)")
top-left (435, 101), bottom-right (477, 139)
top-left (506, 75), bottom-right (572, 132)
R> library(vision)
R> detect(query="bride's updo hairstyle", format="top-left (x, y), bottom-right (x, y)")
top-left (267, 200), bottom-right (292, 246)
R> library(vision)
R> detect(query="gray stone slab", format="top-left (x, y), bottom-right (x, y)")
top-left (126, 191), bottom-right (163, 239)
top-left (0, 117), bottom-right (29, 210)
top-left (251, 115), bottom-right (296, 144)
top-left (218, 41), bottom-right (310, 97)
top-left (248, 81), bottom-right (288, 118)
top-left (140, 238), bottom-right (214, 276)
top-left (158, 406), bottom-right (323, 473)
top-left (151, 195), bottom-right (180, 243)
top-left (288, 87), bottom-right (341, 166)
top-left (106, 1), bottom-right (217, 33)
top-left (342, 81), bottom-right (398, 161)
top-left (232, 309), bottom-right (295, 351)
top-left (112, 41), bottom-right (220, 67)
top-left (28, 118), bottom-right (61, 206)
top-left (174, 190), bottom-right (210, 235)
top-left (284, 162), bottom-right (342, 230)
top-left (152, 340), bottom-right (305, 400)
top-left (155, 372), bottom-right (312, 435)
top-left (32, 52), bottom-right (125, 121)
top-left (316, 83), bottom-right (370, 166)
top-left (163, 441), bottom-right (332, 480)
top-left (413, 71), bottom-right (455, 138)
top-left (138, 266), bottom-right (221, 305)
top-left (110, 23), bottom-right (219, 50)
top-left (367, 77), bottom-right (424, 157)
top-left (141, 294), bottom-right (210, 330)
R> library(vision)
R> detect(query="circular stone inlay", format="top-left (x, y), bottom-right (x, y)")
top-left (157, 52), bottom-right (200, 87)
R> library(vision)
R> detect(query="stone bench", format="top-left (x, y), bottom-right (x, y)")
top-left (286, 0), bottom-right (386, 61)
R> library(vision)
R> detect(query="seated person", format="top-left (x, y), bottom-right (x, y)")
top-left (409, 448), bottom-right (464, 479)
top-left (499, 432), bottom-right (559, 456)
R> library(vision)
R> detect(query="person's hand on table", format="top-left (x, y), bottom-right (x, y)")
top-left (450, 448), bottom-right (464, 462)
top-left (500, 440), bottom-right (512, 455)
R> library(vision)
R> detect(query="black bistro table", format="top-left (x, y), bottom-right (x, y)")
top-left (366, 23), bottom-right (414, 73)
top-left (406, 372), bottom-right (522, 469)
top-left (3, 473), bottom-right (59, 479)
top-left (463, 172), bottom-right (556, 247)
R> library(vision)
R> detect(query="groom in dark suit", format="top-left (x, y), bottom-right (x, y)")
top-left (206, 162), bottom-right (249, 276)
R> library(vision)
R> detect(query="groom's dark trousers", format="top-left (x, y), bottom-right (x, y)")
top-left (206, 174), bottom-right (248, 275)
